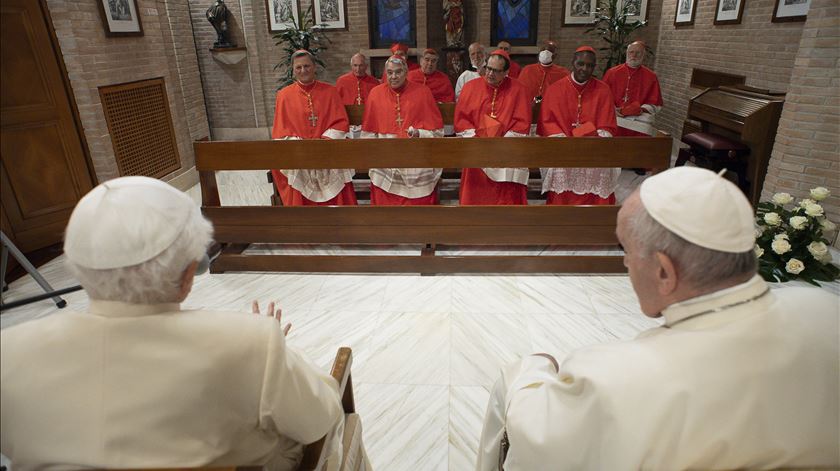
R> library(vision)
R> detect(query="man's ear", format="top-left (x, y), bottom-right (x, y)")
top-left (654, 251), bottom-right (678, 297)
top-left (178, 261), bottom-right (199, 302)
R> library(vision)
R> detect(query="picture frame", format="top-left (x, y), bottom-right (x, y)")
top-left (621, 0), bottom-right (650, 23)
top-left (714, 0), bottom-right (745, 25)
top-left (313, 0), bottom-right (348, 29)
top-left (772, 0), bottom-right (810, 22)
top-left (674, 0), bottom-right (698, 26)
top-left (266, 0), bottom-right (301, 32)
top-left (562, 0), bottom-right (597, 26)
top-left (96, 0), bottom-right (143, 37)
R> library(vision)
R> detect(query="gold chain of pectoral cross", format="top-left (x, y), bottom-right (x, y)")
top-left (394, 92), bottom-right (404, 128)
top-left (489, 87), bottom-right (499, 119)
top-left (573, 80), bottom-right (586, 129)
top-left (297, 83), bottom-right (318, 127)
top-left (356, 80), bottom-right (362, 105)
top-left (538, 69), bottom-right (547, 96)
top-left (623, 67), bottom-right (638, 104)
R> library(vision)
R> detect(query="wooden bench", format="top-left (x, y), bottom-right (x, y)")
top-left (195, 135), bottom-right (671, 275)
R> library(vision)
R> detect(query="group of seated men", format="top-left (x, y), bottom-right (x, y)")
top-left (271, 40), bottom-right (662, 207)
top-left (2, 167), bottom-right (837, 470)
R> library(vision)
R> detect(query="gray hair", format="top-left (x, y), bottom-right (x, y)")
top-left (385, 56), bottom-right (407, 71)
top-left (67, 209), bottom-right (213, 304)
top-left (627, 203), bottom-right (756, 288)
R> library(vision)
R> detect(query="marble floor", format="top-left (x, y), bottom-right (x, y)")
top-left (2, 170), bottom-right (838, 470)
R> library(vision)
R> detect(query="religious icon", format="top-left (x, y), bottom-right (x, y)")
top-left (443, 0), bottom-right (464, 47)
top-left (206, 0), bottom-right (236, 48)
top-left (97, 0), bottom-right (143, 36)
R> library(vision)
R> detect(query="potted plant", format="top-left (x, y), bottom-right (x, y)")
top-left (586, 0), bottom-right (650, 76)
top-left (272, 4), bottom-right (330, 88)
top-left (754, 187), bottom-right (839, 286)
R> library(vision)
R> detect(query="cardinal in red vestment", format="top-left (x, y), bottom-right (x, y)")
top-left (335, 53), bottom-right (380, 105)
top-left (602, 41), bottom-right (663, 137)
top-left (455, 50), bottom-right (532, 205)
top-left (271, 50), bottom-right (357, 206)
top-left (519, 40), bottom-right (570, 103)
top-left (362, 55), bottom-right (444, 205)
top-left (497, 40), bottom-right (522, 79)
top-left (538, 46), bottom-right (618, 206)
top-left (380, 43), bottom-right (420, 82)
top-left (407, 48), bottom-right (455, 103)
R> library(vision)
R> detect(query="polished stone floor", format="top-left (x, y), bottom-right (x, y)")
top-left (2, 170), bottom-right (837, 470)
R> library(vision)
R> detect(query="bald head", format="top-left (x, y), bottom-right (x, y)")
top-left (626, 41), bottom-right (646, 68)
top-left (350, 53), bottom-right (368, 77)
top-left (542, 40), bottom-right (558, 54)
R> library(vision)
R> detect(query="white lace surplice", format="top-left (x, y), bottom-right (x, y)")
top-left (540, 167), bottom-right (621, 199)
top-left (361, 129), bottom-right (444, 199)
top-left (278, 131), bottom-right (354, 202)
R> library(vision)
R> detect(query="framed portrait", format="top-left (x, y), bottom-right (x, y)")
top-left (314, 0), bottom-right (348, 29)
top-left (490, 0), bottom-right (539, 46)
top-left (621, 0), bottom-right (649, 22)
top-left (266, 0), bottom-right (301, 32)
top-left (562, 0), bottom-right (596, 26)
top-left (674, 0), bottom-right (698, 25)
top-left (714, 0), bottom-right (745, 24)
top-left (772, 0), bottom-right (810, 22)
top-left (97, 0), bottom-right (143, 37)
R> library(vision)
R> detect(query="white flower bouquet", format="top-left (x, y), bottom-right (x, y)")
top-left (755, 187), bottom-right (839, 285)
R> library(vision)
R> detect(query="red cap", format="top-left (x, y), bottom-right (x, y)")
top-left (575, 45), bottom-right (597, 54)
top-left (489, 49), bottom-right (510, 62)
top-left (390, 43), bottom-right (409, 54)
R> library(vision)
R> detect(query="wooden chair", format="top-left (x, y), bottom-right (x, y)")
top-left (105, 347), bottom-right (360, 471)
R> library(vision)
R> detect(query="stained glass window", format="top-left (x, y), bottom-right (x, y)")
top-left (491, 0), bottom-right (538, 46)
top-left (369, 0), bottom-right (416, 48)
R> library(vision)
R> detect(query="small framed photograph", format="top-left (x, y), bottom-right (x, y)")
top-left (772, 0), bottom-right (810, 22)
top-left (674, 0), bottom-right (698, 26)
top-left (314, 0), bottom-right (348, 29)
top-left (714, 0), bottom-right (745, 24)
top-left (562, 0), bottom-right (597, 26)
top-left (622, 0), bottom-right (650, 22)
top-left (97, 0), bottom-right (143, 37)
top-left (266, 0), bottom-right (301, 32)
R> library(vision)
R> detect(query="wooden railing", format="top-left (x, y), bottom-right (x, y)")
top-left (195, 135), bottom-right (672, 274)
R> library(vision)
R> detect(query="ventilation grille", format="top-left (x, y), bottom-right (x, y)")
top-left (99, 78), bottom-right (181, 178)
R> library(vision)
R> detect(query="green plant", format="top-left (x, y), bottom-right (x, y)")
top-left (272, 4), bottom-right (331, 88)
top-left (754, 188), bottom-right (839, 286)
top-left (586, 0), bottom-right (650, 76)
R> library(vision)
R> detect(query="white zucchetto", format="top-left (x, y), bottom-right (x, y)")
top-left (640, 167), bottom-right (755, 253)
top-left (64, 176), bottom-right (196, 269)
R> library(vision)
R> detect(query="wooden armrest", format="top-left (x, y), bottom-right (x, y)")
top-left (297, 347), bottom-right (354, 471)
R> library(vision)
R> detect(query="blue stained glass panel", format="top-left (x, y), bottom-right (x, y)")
top-left (377, 0), bottom-right (412, 44)
top-left (497, 0), bottom-right (531, 40)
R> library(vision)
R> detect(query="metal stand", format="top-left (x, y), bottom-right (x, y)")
top-left (0, 231), bottom-right (80, 312)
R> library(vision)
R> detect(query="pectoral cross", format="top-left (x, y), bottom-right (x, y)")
top-left (489, 87), bottom-right (499, 119)
top-left (395, 114), bottom-right (404, 128)
top-left (308, 112), bottom-right (319, 127)
top-left (394, 92), bottom-right (404, 129)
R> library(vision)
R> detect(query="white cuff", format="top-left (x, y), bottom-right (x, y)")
top-left (322, 128), bottom-right (347, 140)
top-left (549, 133), bottom-right (567, 138)
top-left (596, 129), bottom-right (613, 138)
top-left (503, 130), bottom-right (527, 137)
top-left (457, 129), bottom-right (477, 138)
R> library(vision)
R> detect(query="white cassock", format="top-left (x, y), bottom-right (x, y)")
top-left (1, 301), bottom-right (345, 470)
top-left (477, 275), bottom-right (840, 470)
top-left (455, 69), bottom-right (482, 100)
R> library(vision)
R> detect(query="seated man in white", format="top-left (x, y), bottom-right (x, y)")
top-left (476, 167), bottom-right (839, 470)
top-left (0, 177), bottom-right (344, 470)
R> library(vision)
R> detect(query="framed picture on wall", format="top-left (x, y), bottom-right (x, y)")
top-left (714, 0), bottom-right (745, 24)
top-left (621, 0), bottom-right (650, 23)
top-left (314, 0), bottom-right (348, 30)
top-left (674, 0), bottom-right (698, 25)
top-left (266, 0), bottom-right (301, 32)
top-left (772, 0), bottom-right (810, 22)
top-left (562, 0), bottom-right (597, 25)
top-left (97, 0), bottom-right (143, 37)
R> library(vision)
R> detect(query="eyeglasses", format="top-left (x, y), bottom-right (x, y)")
top-left (485, 65), bottom-right (506, 75)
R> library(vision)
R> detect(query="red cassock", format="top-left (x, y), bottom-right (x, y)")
top-left (381, 60), bottom-right (420, 82)
top-left (270, 81), bottom-right (357, 206)
top-left (362, 81), bottom-right (444, 205)
top-left (407, 69), bottom-right (455, 103)
top-left (518, 63), bottom-right (570, 102)
top-left (508, 60), bottom-right (522, 79)
top-left (454, 76), bottom-right (531, 205)
top-left (335, 72), bottom-right (380, 105)
top-left (602, 63), bottom-right (663, 137)
top-left (538, 76), bottom-right (618, 205)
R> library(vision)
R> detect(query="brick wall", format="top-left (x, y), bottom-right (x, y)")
top-left (653, 0), bottom-right (806, 136)
top-left (761, 0), bottom-right (840, 246)
top-left (44, 0), bottom-right (208, 187)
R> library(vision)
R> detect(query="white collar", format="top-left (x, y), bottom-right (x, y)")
top-left (570, 74), bottom-right (589, 86)
top-left (661, 275), bottom-right (770, 328)
top-left (88, 299), bottom-right (181, 318)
